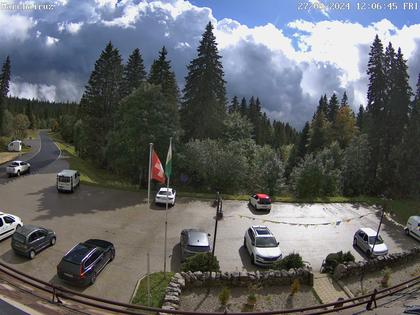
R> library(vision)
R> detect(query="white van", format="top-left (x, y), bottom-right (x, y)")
top-left (405, 216), bottom-right (420, 241)
top-left (8, 140), bottom-right (22, 152)
top-left (56, 170), bottom-right (80, 192)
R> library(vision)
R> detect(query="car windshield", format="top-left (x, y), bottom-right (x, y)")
top-left (12, 232), bottom-right (26, 244)
top-left (368, 235), bottom-right (384, 245)
top-left (9, 162), bottom-right (19, 167)
top-left (258, 198), bottom-right (271, 204)
top-left (58, 176), bottom-right (70, 183)
top-left (159, 189), bottom-right (172, 195)
top-left (256, 237), bottom-right (278, 247)
top-left (186, 245), bottom-right (210, 252)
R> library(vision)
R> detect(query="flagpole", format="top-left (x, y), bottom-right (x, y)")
top-left (147, 143), bottom-right (153, 206)
top-left (163, 137), bottom-right (172, 277)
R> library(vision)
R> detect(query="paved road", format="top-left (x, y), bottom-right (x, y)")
top-left (0, 130), bottom-right (59, 181)
top-left (0, 132), bottom-right (418, 304)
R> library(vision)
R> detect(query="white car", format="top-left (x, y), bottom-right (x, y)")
top-left (6, 160), bottom-right (30, 177)
top-left (155, 187), bottom-right (176, 206)
top-left (244, 225), bottom-right (282, 266)
top-left (404, 215), bottom-right (420, 241)
top-left (353, 227), bottom-right (388, 257)
top-left (249, 193), bottom-right (272, 211)
top-left (0, 212), bottom-right (23, 241)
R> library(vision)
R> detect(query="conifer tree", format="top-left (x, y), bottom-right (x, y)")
top-left (0, 56), bottom-right (11, 135)
top-left (148, 46), bottom-right (179, 108)
top-left (315, 94), bottom-right (328, 118)
top-left (121, 48), bottom-right (146, 98)
top-left (296, 121), bottom-right (310, 160)
top-left (356, 105), bottom-right (365, 131)
top-left (228, 96), bottom-right (239, 113)
top-left (340, 91), bottom-right (348, 108)
top-left (78, 42), bottom-right (123, 165)
top-left (240, 97), bottom-right (247, 117)
top-left (308, 111), bottom-right (330, 153)
top-left (181, 22), bottom-right (227, 140)
top-left (327, 93), bottom-right (339, 123)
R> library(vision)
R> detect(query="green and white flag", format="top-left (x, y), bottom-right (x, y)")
top-left (165, 139), bottom-right (172, 179)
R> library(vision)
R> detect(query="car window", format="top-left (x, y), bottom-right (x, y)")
top-left (252, 195), bottom-right (257, 199)
top-left (4, 216), bottom-right (15, 224)
top-left (358, 231), bottom-right (364, 238)
top-left (21, 162), bottom-right (26, 165)
top-left (0, 218), bottom-right (3, 227)
top-left (38, 230), bottom-right (47, 238)
top-left (28, 233), bottom-right (38, 243)
top-left (85, 251), bottom-right (101, 267)
top-left (363, 234), bottom-right (368, 242)
top-left (248, 229), bottom-right (255, 243)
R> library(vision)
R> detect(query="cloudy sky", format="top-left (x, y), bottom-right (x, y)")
top-left (1, 0), bottom-right (420, 128)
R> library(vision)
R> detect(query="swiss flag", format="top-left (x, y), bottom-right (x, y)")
top-left (151, 150), bottom-right (166, 184)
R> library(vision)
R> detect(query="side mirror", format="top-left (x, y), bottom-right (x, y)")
top-left (277, 242), bottom-right (280, 246)
top-left (207, 233), bottom-right (211, 237)
top-left (252, 241), bottom-right (255, 246)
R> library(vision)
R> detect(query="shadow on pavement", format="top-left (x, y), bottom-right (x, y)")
top-left (49, 274), bottom-right (88, 293)
top-left (0, 249), bottom-right (28, 265)
top-left (247, 203), bottom-right (270, 216)
top-left (28, 184), bottom-right (143, 221)
top-left (170, 243), bottom-right (181, 272)
top-left (238, 246), bottom-right (257, 271)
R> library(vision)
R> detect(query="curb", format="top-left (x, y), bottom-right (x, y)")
top-left (129, 274), bottom-right (146, 304)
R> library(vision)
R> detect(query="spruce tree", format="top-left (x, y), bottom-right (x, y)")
top-left (366, 35), bottom-right (387, 190)
top-left (340, 91), bottom-right (348, 108)
top-left (327, 93), bottom-right (339, 123)
top-left (228, 96), bottom-right (239, 113)
top-left (356, 105), bottom-right (365, 131)
top-left (308, 111), bottom-right (330, 153)
top-left (315, 94), bottom-right (328, 118)
top-left (148, 46), bottom-right (179, 108)
top-left (296, 121), bottom-right (310, 160)
top-left (0, 56), bottom-right (11, 135)
top-left (79, 42), bottom-right (123, 165)
top-left (121, 48), bottom-right (146, 98)
top-left (181, 22), bottom-right (227, 140)
top-left (240, 97), bottom-right (247, 117)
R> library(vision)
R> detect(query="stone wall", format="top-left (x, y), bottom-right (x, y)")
top-left (333, 247), bottom-right (420, 280)
top-left (161, 268), bottom-right (313, 312)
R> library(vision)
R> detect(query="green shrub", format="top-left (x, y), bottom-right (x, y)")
top-left (273, 253), bottom-right (304, 270)
top-left (181, 253), bottom-right (220, 272)
top-left (324, 251), bottom-right (355, 272)
top-left (0, 136), bottom-right (11, 152)
top-left (218, 287), bottom-right (230, 306)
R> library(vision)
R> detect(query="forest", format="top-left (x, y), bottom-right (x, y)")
top-left (0, 23), bottom-right (418, 198)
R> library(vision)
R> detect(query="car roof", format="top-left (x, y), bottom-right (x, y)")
top-left (256, 193), bottom-right (270, 199)
top-left (184, 229), bottom-right (209, 246)
top-left (15, 225), bottom-right (45, 236)
top-left (10, 160), bottom-right (23, 163)
top-left (251, 225), bottom-right (273, 236)
top-left (64, 243), bottom-right (95, 264)
top-left (84, 239), bottom-right (113, 250)
top-left (158, 187), bottom-right (173, 192)
top-left (359, 227), bottom-right (379, 236)
top-left (57, 169), bottom-right (78, 176)
top-left (409, 216), bottom-right (420, 222)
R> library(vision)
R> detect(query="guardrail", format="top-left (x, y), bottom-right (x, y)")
top-left (0, 262), bottom-right (418, 314)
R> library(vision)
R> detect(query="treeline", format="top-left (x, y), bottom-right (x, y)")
top-left (0, 55), bottom-right (77, 144)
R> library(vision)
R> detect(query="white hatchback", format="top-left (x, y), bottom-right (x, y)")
top-left (155, 188), bottom-right (176, 206)
top-left (353, 227), bottom-right (388, 257)
top-left (0, 212), bottom-right (23, 241)
top-left (244, 225), bottom-right (282, 266)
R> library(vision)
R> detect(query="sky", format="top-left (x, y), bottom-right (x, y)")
top-left (1, 0), bottom-right (419, 128)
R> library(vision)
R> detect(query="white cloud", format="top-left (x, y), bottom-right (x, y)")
top-left (0, 11), bottom-right (36, 42)
top-left (45, 36), bottom-right (59, 46)
top-left (58, 22), bottom-right (84, 34)
top-left (9, 82), bottom-right (56, 101)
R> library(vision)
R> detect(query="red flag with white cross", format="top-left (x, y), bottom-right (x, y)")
top-left (151, 150), bottom-right (166, 184)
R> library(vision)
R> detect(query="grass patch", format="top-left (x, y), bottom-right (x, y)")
top-left (50, 132), bottom-right (140, 192)
top-left (131, 272), bottom-right (174, 307)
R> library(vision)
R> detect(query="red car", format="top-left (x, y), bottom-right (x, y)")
top-left (249, 193), bottom-right (272, 211)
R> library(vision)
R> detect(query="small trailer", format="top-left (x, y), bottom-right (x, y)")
top-left (7, 140), bottom-right (22, 152)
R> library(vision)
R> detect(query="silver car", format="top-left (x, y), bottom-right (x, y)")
top-left (6, 160), bottom-right (30, 177)
top-left (353, 227), bottom-right (388, 257)
top-left (180, 229), bottom-right (211, 261)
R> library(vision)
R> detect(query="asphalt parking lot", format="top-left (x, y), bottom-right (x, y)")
top-left (0, 134), bottom-right (418, 303)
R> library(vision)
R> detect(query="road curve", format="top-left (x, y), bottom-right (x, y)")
top-left (0, 131), bottom-right (60, 176)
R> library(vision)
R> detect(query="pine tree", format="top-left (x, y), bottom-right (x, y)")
top-left (356, 105), bottom-right (365, 131)
top-left (333, 105), bottom-right (357, 148)
top-left (296, 122), bottom-right (310, 160)
top-left (0, 56), bottom-right (11, 135)
top-left (121, 48), bottom-right (146, 98)
top-left (315, 94), bottom-right (328, 118)
top-left (181, 22), bottom-right (227, 140)
top-left (308, 111), bottom-right (330, 153)
top-left (240, 97), bottom-right (247, 117)
top-left (148, 46), bottom-right (179, 108)
top-left (327, 93), bottom-right (339, 123)
top-left (78, 42), bottom-right (123, 165)
top-left (228, 96), bottom-right (239, 113)
top-left (340, 91), bottom-right (348, 108)
top-left (26, 102), bottom-right (35, 129)
top-left (366, 35), bottom-right (387, 191)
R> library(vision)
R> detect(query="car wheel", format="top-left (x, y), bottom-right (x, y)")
top-left (17, 170), bottom-right (20, 176)
top-left (29, 250), bottom-right (36, 259)
top-left (243, 237), bottom-right (247, 249)
top-left (50, 237), bottom-right (56, 246)
top-left (250, 254), bottom-right (255, 265)
top-left (91, 272), bottom-right (97, 284)
top-left (27, 167), bottom-right (31, 174)
top-left (405, 228), bottom-right (410, 235)
top-left (353, 238), bottom-right (357, 246)
top-left (366, 249), bottom-right (371, 257)
top-left (110, 249), bottom-right (115, 262)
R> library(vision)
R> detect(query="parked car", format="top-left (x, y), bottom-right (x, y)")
top-left (6, 160), bottom-right (30, 177)
top-left (57, 239), bottom-right (115, 286)
top-left (243, 225), bottom-right (282, 266)
top-left (0, 212), bottom-right (23, 241)
top-left (56, 169), bottom-right (80, 192)
top-left (404, 215), bottom-right (420, 241)
top-left (12, 225), bottom-right (56, 259)
top-left (180, 229), bottom-right (211, 261)
top-left (249, 193), bottom-right (272, 211)
top-left (155, 187), bottom-right (176, 206)
top-left (353, 228), bottom-right (388, 257)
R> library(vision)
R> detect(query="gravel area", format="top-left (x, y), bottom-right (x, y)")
top-left (344, 261), bottom-right (420, 297)
top-left (179, 285), bottom-right (320, 312)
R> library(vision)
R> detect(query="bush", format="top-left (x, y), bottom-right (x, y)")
top-left (0, 136), bottom-right (11, 152)
top-left (181, 253), bottom-right (220, 272)
top-left (323, 251), bottom-right (355, 272)
top-left (273, 253), bottom-right (304, 270)
top-left (218, 287), bottom-right (230, 306)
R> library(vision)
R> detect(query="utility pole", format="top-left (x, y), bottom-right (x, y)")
top-left (212, 192), bottom-right (221, 258)
top-left (371, 205), bottom-right (385, 254)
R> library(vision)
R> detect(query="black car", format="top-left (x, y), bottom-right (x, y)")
top-left (57, 239), bottom-right (115, 286)
top-left (11, 225), bottom-right (56, 259)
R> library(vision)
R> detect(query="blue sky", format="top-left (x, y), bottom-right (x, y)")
top-left (0, 0), bottom-right (419, 127)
